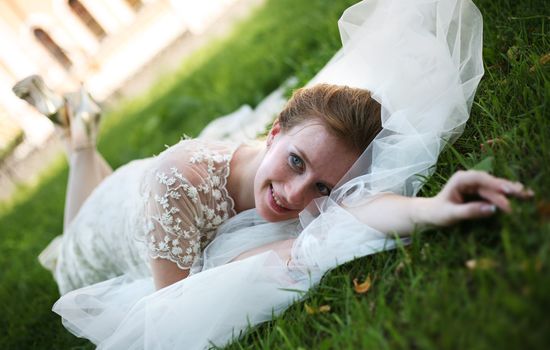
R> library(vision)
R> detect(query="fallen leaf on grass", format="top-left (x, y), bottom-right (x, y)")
top-left (304, 303), bottom-right (331, 315)
top-left (530, 52), bottom-right (550, 72)
top-left (465, 258), bottom-right (497, 270)
top-left (318, 305), bottom-right (331, 313)
top-left (507, 46), bottom-right (519, 62)
top-left (353, 275), bottom-right (372, 294)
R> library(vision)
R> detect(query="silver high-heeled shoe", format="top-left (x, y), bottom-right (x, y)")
top-left (13, 75), bottom-right (102, 150)
top-left (66, 86), bottom-right (102, 150)
top-left (12, 75), bottom-right (70, 129)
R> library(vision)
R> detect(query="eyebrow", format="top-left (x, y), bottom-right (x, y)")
top-left (294, 146), bottom-right (336, 188)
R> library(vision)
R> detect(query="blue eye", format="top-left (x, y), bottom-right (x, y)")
top-left (316, 183), bottom-right (331, 196)
top-left (288, 154), bottom-right (304, 170)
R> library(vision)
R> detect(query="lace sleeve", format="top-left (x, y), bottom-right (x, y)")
top-left (140, 140), bottom-right (238, 270)
top-left (142, 158), bottom-right (211, 270)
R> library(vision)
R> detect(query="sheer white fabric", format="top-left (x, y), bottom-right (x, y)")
top-left (53, 0), bottom-right (484, 348)
top-left (141, 140), bottom-right (237, 269)
top-left (54, 139), bottom-right (237, 294)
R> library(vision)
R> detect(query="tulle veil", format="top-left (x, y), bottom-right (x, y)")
top-left (53, 0), bottom-right (484, 348)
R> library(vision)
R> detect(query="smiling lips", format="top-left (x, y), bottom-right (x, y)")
top-left (269, 184), bottom-right (291, 213)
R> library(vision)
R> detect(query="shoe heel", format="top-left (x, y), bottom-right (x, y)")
top-left (69, 87), bottom-right (102, 150)
top-left (12, 75), bottom-right (69, 128)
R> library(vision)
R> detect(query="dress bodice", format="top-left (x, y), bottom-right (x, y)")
top-left (138, 139), bottom-right (238, 269)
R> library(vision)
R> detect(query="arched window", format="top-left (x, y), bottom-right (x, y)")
top-left (68, 0), bottom-right (106, 40)
top-left (125, 0), bottom-right (143, 11)
top-left (33, 28), bottom-right (72, 70)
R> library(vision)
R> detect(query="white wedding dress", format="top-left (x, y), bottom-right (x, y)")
top-left (52, 0), bottom-right (484, 348)
top-left (54, 139), bottom-right (238, 294)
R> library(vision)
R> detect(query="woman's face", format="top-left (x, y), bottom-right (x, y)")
top-left (254, 119), bottom-right (360, 222)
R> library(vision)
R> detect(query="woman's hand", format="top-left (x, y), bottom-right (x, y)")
top-left (428, 170), bottom-right (534, 227)
top-left (344, 170), bottom-right (533, 237)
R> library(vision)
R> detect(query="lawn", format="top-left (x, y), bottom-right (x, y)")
top-left (0, 0), bottom-right (549, 349)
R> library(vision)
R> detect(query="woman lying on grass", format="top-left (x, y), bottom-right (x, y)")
top-left (12, 0), bottom-right (535, 348)
top-left (15, 80), bottom-right (532, 291)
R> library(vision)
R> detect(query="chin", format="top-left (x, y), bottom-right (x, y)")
top-left (259, 205), bottom-right (301, 222)
top-left (256, 199), bottom-right (299, 222)
top-left (256, 205), bottom-right (285, 222)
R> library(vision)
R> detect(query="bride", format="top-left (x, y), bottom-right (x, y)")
top-left (13, 0), bottom-right (533, 348)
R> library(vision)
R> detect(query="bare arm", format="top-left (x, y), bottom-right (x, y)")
top-left (220, 171), bottom-right (533, 272)
top-left (151, 258), bottom-right (190, 290)
top-left (152, 240), bottom-right (295, 289)
top-left (345, 170), bottom-right (534, 236)
top-left (345, 194), bottom-right (432, 236)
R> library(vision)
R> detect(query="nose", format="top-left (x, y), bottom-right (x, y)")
top-left (284, 177), bottom-right (314, 209)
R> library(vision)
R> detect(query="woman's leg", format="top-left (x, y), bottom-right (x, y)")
top-left (63, 146), bottom-right (113, 231)
top-left (61, 86), bottom-right (107, 230)
top-left (95, 150), bottom-right (113, 179)
top-left (11, 75), bottom-right (109, 230)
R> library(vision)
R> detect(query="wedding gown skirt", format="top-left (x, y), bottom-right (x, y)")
top-left (53, 0), bottom-right (484, 348)
top-left (54, 158), bottom-right (152, 294)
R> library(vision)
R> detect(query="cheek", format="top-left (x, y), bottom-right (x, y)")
top-left (253, 158), bottom-right (287, 200)
top-left (253, 170), bottom-right (262, 198)
top-left (257, 153), bottom-right (287, 183)
top-left (252, 162), bottom-right (271, 201)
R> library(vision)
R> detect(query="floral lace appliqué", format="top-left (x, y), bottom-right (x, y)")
top-left (144, 145), bottom-right (236, 269)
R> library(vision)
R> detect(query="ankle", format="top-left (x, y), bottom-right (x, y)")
top-left (68, 88), bottom-right (101, 153)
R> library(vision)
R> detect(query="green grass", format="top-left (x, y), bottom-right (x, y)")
top-left (0, 0), bottom-right (548, 349)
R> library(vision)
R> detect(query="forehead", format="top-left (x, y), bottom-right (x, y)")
top-left (283, 121), bottom-right (359, 185)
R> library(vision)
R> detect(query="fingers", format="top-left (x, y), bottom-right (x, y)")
top-left (451, 201), bottom-right (497, 222)
top-left (478, 188), bottom-right (511, 213)
top-left (439, 170), bottom-right (535, 222)
top-left (450, 170), bottom-right (534, 201)
top-left (501, 180), bottom-right (535, 199)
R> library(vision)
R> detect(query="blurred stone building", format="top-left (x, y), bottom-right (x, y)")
top-left (0, 0), bottom-right (237, 157)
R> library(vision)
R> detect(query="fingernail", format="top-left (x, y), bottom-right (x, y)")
top-left (481, 204), bottom-right (497, 213)
top-left (502, 185), bottom-right (512, 194)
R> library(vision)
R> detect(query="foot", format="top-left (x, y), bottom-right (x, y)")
top-left (12, 75), bottom-right (70, 129)
top-left (66, 86), bottom-right (102, 151)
